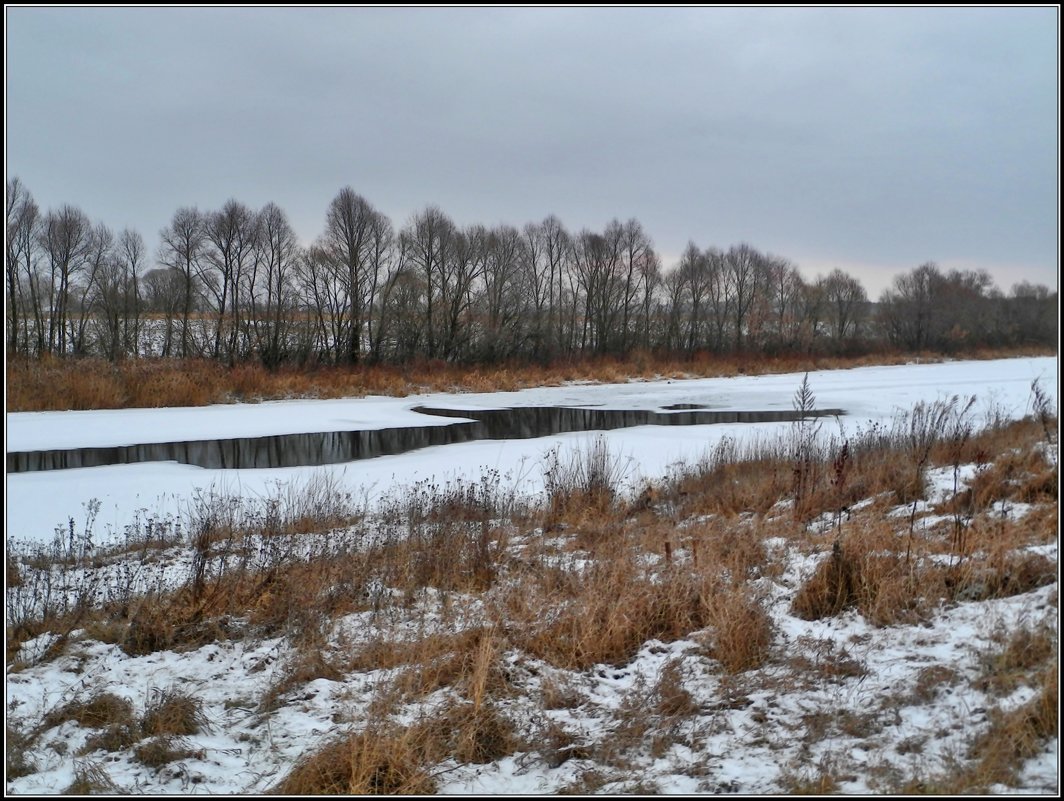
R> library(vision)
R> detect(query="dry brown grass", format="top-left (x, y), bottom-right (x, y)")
top-left (63, 761), bottom-right (119, 795)
top-left (952, 439), bottom-right (1058, 514)
top-left (260, 649), bottom-right (346, 712)
top-left (420, 701), bottom-right (519, 765)
top-left (542, 437), bottom-right (629, 532)
top-left (502, 548), bottom-right (712, 670)
top-left (119, 587), bottom-right (236, 656)
top-left (652, 658), bottom-right (699, 719)
top-left (538, 720), bottom-right (594, 768)
top-left (968, 663), bottom-right (1058, 789)
top-left (790, 523), bottom-right (937, 626)
top-left (6, 723), bottom-right (36, 780)
top-left (80, 722), bottom-right (140, 755)
top-left (7, 381), bottom-right (1056, 794)
top-left (889, 659), bottom-right (1057, 794)
top-left (273, 727), bottom-right (437, 795)
top-left (978, 622), bottom-right (1058, 696)
top-left (911, 665), bottom-right (962, 703)
top-left (141, 687), bottom-right (207, 737)
top-left (45, 693), bottom-right (134, 730)
top-left (10, 347), bottom-right (1050, 412)
top-left (134, 736), bottom-right (202, 769)
top-left (663, 454), bottom-right (794, 519)
top-left (790, 540), bottom-right (861, 622)
top-left (348, 626), bottom-right (510, 707)
top-left (540, 674), bottom-right (586, 711)
top-left (780, 759), bottom-right (843, 795)
top-left (702, 583), bottom-right (775, 673)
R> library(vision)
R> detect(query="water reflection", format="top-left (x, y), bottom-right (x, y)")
top-left (7, 405), bottom-right (843, 473)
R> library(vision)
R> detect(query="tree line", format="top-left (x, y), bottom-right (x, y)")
top-left (6, 178), bottom-right (1057, 367)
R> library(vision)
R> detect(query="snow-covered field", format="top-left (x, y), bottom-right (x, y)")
top-left (5, 356), bottom-right (1059, 795)
top-left (7, 357), bottom-right (1057, 545)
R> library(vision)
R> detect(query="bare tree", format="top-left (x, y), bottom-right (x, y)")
top-left (938, 268), bottom-right (994, 350)
top-left (402, 206), bottom-right (460, 360)
top-left (617, 218), bottom-right (655, 351)
top-left (141, 267), bottom-right (184, 356)
top-left (760, 256), bottom-right (806, 352)
top-left (878, 262), bottom-right (944, 350)
top-left (363, 209), bottom-right (397, 363)
top-left (38, 204), bottom-right (93, 356)
top-left (158, 207), bottom-right (206, 357)
top-left (301, 245), bottom-right (347, 363)
top-left (92, 228), bottom-right (144, 360)
top-left (724, 243), bottom-right (767, 352)
top-left (65, 222), bottom-right (113, 355)
top-left (675, 242), bottom-right (708, 354)
top-left (661, 266), bottom-right (686, 353)
top-left (522, 220), bottom-right (552, 360)
top-left (202, 199), bottom-right (257, 362)
top-left (480, 224), bottom-right (527, 360)
top-left (246, 203), bottom-right (301, 367)
top-left (573, 225), bottom-right (625, 354)
top-left (319, 187), bottom-right (389, 364)
top-left (527, 215), bottom-right (574, 357)
top-left (1005, 281), bottom-right (1056, 346)
top-left (365, 218), bottom-right (404, 363)
top-left (6, 178), bottom-right (40, 355)
top-left (820, 268), bottom-right (868, 347)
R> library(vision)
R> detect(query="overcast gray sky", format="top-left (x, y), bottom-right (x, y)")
top-left (5, 6), bottom-right (1058, 296)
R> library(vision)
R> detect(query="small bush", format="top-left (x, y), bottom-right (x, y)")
top-left (141, 688), bottom-right (207, 737)
top-left (80, 723), bottom-right (139, 755)
top-left (274, 728), bottom-right (436, 795)
top-left (423, 701), bottom-right (518, 765)
top-left (704, 584), bottom-right (774, 673)
top-left (46, 693), bottom-right (134, 730)
top-left (791, 542), bottom-right (857, 621)
top-left (134, 736), bottom-right (201, 769)
top-left (543, 437), bottom-right (630, 528)
top-left (653, 658), bottom-right (698, 719)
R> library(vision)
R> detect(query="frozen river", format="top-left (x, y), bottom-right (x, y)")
top-left (6, 356), bottom-right (1056, 543)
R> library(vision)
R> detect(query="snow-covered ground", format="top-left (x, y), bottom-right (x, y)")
top-left (6, 357), bottom-right (1056, 545)
top-left (6, 563), bottom-right (1057, 794)
top-left (5, 356), bottom-right (1058, 795)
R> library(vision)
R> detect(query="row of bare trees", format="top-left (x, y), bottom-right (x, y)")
top-left (6, 179), bottom-right (1057, 366)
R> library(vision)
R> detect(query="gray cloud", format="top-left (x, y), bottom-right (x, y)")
top-left (6, 6), bottom-right (1057, 296)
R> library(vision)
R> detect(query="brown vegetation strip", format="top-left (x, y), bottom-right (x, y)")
top-left (6, 346), bottom-right (1052, 412)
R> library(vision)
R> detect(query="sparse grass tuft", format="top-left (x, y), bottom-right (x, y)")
top-left (970, 662), bottom-right (1058, 788)
top-left (261, 649), bottom-right (346, 712)
top-left (64, 761), bottom-right (119, 795)
top-left (543, 436), bottom-right (630, 530)
top-left (6, 723), bottom-right (36, 780)
top-left (978, 622), bottom-right (1058, 696)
